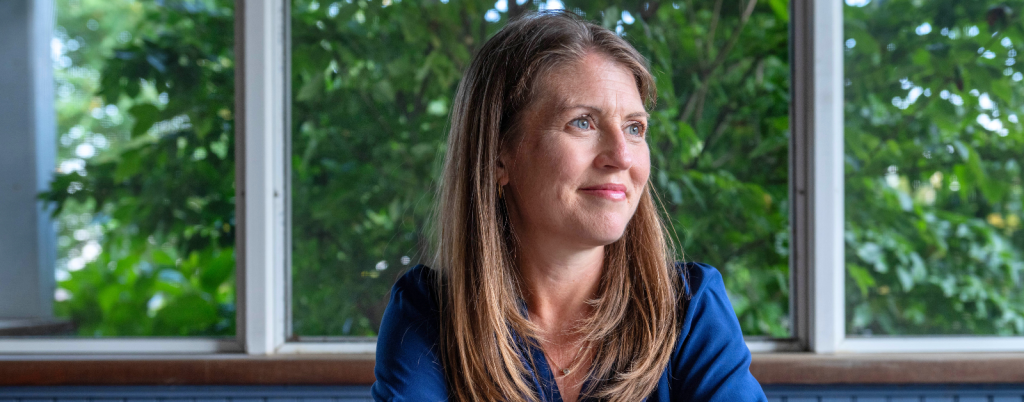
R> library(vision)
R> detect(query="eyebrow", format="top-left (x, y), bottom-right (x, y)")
top-left (558, 104), bottom-right (650, 120)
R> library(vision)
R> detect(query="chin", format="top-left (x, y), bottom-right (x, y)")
top-left (579, 223), bottom-right (630, 246)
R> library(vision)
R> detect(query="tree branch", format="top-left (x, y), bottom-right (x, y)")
top-left (706, 0), bottom-right (724, 58)
top-left (687, 106), bottom-right (734, 169)
top-left (686, 54), bottom-right (766, 168)
top-left (679, 80), bottom-right (708, 123)
top-left (684, 0), bottom-right (704, 70)
top-left (678, 0), bottom-right (758, 124)
top-left (703, 0), bottom-right (758, 78)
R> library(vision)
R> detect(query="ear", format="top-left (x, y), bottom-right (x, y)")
top-left (496, 153), bottom-right (510, 187)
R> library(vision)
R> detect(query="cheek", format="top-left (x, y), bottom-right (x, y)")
top-left (631, 145), bottom-right (651, 187)
top-left (522, 136), bottom-right (588, 184)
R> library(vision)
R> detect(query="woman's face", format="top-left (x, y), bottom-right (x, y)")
top-left (500, 52), bottom-right (650, 251)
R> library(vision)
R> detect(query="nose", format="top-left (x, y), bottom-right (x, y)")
top-left (595, 127), bottom-right (633, 170)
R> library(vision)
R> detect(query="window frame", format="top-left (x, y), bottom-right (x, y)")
top-left (268, 0), bottom-right (811, 353)
top-left (801, 0), bottom-right (846, 355)
top-left (5, 0), bottom-right (1022, 357)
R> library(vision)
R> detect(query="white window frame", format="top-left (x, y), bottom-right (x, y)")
top-left (4, 0), bottom-right (1023, 356)
top-left (795, 0), bottom-right (1024, 354)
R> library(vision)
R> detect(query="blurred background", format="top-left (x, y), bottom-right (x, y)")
top-left (9, 0), bottom-right (1023, 343)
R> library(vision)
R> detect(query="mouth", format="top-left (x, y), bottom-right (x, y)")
top-left (579, 183), bottom-right (628, 201)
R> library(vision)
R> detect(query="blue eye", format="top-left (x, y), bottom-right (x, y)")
top-left (626, 124), bottom-right (643, 136)
top-left (570, 118), bottom-right (591, 130)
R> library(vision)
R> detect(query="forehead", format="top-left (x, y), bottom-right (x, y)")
top-left (532, 53), bottom-right (645, 111)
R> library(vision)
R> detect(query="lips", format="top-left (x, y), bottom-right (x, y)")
top-left (579, 183), bottom-right (628, 201)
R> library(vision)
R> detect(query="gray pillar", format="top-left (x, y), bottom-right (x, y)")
top-left (0, 0), bottom-right (56, 319)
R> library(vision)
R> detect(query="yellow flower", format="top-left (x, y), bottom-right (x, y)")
top-left (987, 213), bottom-right (1006, 228)
top-left (1007, 214), bottom-right (1021, 230)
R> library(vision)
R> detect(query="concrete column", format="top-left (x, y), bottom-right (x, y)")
top-left (0, 0), bottom-right (56, 319)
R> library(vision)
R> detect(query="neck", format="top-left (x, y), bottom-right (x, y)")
top-left (517, 239), bottom-right (604, 335)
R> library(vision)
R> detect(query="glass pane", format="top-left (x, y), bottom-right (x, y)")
top-left (290, 0), bottom-right (790, 338)
top-left (7, 0), bottom-right (236, 337)
top-left (845, 0), bottom-right (1024, 335)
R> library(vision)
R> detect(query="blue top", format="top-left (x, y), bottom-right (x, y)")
top-left (371, 262), bottom-right (767, 401)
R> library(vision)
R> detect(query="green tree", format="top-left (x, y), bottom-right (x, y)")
top-left (52, 0), bottom-right (1024, 340)
top-left (50, 0), bottom-right (794, 338)
top-left (45, 0), bottom-right (236, 336)
top-left (289, 0), bottom-right (791, 337)
top-left (845, 0), bottom-right (1024, 335)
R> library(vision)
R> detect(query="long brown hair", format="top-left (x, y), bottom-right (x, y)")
top-left (433, 10), bottom-right (682, 401)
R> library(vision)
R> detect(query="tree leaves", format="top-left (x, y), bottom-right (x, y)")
top-left (51, 0), bottom-right (796, 338)
top-left (45, 0), bottom-right (237, 336)
top-left (844, 0), bottom-right (1024, 335)
top-left (285, 0), bottom-right (792, 337)
top-left (129, 103), bottom-right (161, 137)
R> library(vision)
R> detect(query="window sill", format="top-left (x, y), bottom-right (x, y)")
top-left (750, 353), bottom-right (1024, 384)
top-left (2, 353), bottom-right (1023, 386)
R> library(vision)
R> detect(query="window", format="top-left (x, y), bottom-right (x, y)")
top-left (0, 0), bottom-right (237, 348)
top-left (844, 0), bottom-right (1024, 337)
top-left (4, 0), bottom-right (1021, 357)
top-left (287, 0), bottom-right (791, 342)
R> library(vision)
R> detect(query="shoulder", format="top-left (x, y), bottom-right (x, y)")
top-left (371, 264), bottom-right (449, 401)
top-left (667, 261), bottom-right (767, 401)
top-left (676, 261), bottom-right (723, 302)
top-left (673, 261), bottom-right (736, 355)
top-left (377, 264), bottom-right (442, 342)
top-left (670, 261), bottom-right (727, 327)
top-left (674, 261), bottom-right (735, 351)
top-left (389, 263), bottom-right (441, 311)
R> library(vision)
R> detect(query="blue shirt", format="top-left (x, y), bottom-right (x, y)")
top-left (372, 262), bottom-right (767, 401)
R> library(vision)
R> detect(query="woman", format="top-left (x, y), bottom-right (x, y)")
top-left (372, 10), bottom-right (766, 402)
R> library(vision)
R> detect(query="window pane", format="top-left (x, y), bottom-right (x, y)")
top-left (845, 1), bottom-right (1024, 335)
top-left (2, 0), bottom-right (235, 337)
top-left (290, 0), bottom-right (790, 338)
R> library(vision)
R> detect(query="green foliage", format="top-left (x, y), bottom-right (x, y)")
top-left (289, 0), bottom-right (791, 337)
top-left (45, 0), bottom-right (235, 336)
top-left (632, 0), bottom-right (791, 337)
top-left (845, 0), bottom-right (1024, 335)
top-left (51, 0), bottom-right (1024, 340)
top-left (51, 0), bottom-right (793, 338)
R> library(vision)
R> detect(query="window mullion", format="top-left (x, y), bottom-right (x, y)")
top-left (810, 0), bottom-right (846, 354)
top-left (240, 0), bottom-right (289, 356)
top-left (790, 0), bottom-right (813, 353)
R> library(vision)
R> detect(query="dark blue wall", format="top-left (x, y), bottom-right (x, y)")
top-left (2, 385), bottom-right (1024, 401)
top-left (764, 385), bottom-right (1024, 401)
